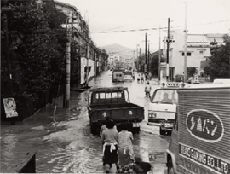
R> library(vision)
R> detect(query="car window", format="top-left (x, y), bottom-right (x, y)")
top-left (151, 89), bottom-right (178, 104)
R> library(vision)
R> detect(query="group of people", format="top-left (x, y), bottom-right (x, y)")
top-left (137, 73), bottom-right (145, 84)
top-left (100, 118), bottom-right (135, 173)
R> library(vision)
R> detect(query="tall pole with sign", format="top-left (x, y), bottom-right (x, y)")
top-left (166, 18), bottom-right (170, 82)
top-left (184, 2), bottom-right (188, 83)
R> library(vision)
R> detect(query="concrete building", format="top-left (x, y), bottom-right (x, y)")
top-left (163, 30), bottom-right (211, 81)
top-left (54, 1), bottom-right (108, 88)
top-left (107, 54), bottom-right (121, 69)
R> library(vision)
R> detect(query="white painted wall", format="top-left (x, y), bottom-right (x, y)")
top-left (80, 57), bottom-right (95, 84)
top-left (169, 30), bottom-right (211, 78)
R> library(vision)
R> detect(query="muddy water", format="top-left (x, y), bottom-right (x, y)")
top-left (1, 71), bottom-right (169, 173)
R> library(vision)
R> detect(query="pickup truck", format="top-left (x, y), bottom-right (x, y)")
top-left (166, 84), bottom-right (230, 174)
top-left (88, 86), bottom-right (144, 135)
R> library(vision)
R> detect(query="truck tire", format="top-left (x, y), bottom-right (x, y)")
top-left (91, 126), bottom-right (100, 135)
top-left (159, 126), bottom-right (165, 135)
top-left (133, 127), bottom-right (140, 134)
top-left (167, 159), bottom-right (175, 174)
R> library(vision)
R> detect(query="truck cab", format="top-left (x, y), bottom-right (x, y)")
top-left (166, 84), bottom-right (230, 174)
top-left (148, 82), bottom-right (182, 135)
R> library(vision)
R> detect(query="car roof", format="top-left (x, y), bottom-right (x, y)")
top-left (90, 86), bottom-right (128, 92)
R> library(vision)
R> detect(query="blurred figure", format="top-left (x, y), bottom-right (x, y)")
top-left (141, 73), bottom-right (144, 84)
top-left (145, 81), bottom-right (152, 97)
top-left (137, 73), bottom-right (141, 83)
top-left (161, 93), bottom-right (172, 103)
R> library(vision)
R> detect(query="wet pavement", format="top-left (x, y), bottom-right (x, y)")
top-left (1, 70), bottom-right (170, 173)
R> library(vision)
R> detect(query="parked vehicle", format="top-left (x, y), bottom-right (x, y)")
top-left (148, 82), bottom-right (182, 135)
top-left (213, 78), bottom-right (230, 84)
top-left (166, 84), bottom-right (230, 174)
top-left (88, 86), bottom-right (145, 135)
top-left (124, 71), bottom-right (133, 82)
top-left (112, 68), bottom-right (125, 82)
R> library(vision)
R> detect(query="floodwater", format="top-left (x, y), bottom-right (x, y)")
top-left (0, 70), bottom-right (169, 173)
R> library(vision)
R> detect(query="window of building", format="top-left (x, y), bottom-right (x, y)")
top-left (199, 50), bottom-right (204, 54)
top-left (181, 52), bottom-right (192, 56)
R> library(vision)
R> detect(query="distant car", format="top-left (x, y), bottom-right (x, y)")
top-left (124, 71), bottom-right (133, 82)
top-left (213, 78), bottom-right (230, 84)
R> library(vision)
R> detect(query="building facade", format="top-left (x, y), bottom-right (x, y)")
top-left (54, 1), bottom-right (108, 88)
top-left (163, 30), bottom-right (211, 81)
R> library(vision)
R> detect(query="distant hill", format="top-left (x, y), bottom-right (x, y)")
top-left (100, 43), bottom-right (133, 57)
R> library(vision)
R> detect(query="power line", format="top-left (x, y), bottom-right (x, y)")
top-left (91, 20), bottom-right (229, 34)
top-left (92, 26), bottom-right (168, 34)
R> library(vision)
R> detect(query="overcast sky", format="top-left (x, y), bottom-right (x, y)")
top-left (60, 0), bottom-right (230, 50)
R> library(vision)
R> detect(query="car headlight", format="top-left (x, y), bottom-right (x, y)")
top-left (148, 112), bottom-right (157, 118)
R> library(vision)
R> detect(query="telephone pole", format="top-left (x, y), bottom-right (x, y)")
top-left (184, 2), bottom-right (188, 83)
top-left (158, 26), bottom-right (161, 84)
top-left (145, 33), bottom-right (148, 74)
top-left (166, 18), bottom-right (175, 82)
top-left (86, 39), bottom-right (90, 87)
top-left (148, 43), bottom-right (150, 72)
top-left (166, 18), bottom-right (170, 82)
top-left (139, 47), bottom-right (141, 72)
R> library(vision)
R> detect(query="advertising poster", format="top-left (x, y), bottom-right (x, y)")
top-left (3, 98), bottom-right (18, 118)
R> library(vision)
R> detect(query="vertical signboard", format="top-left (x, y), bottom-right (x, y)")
top-left (3, 98), bottom-right (18, 118)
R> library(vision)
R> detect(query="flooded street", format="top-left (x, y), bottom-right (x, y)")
top-left (1, 70), bottom-right (169, 173)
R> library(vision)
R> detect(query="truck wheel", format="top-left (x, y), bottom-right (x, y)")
top-left (133, 127), bottom-right (140, 134)
top-left (159, 126), bottom-right (165, 135)
top-left (168, 159), bottom-right (175, 174)
top-left (91, 126), bottom-right (98, 135)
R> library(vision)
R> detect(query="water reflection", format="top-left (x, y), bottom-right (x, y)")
top-left (1, 134), bottom-right (18, 162)
top-left (1, 71), bottom-right (168, 173)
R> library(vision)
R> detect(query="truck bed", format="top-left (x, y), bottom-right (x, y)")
top-left (89, 103), bottom-right (144, 123)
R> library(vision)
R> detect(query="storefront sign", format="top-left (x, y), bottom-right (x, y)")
top-left (187, 109), bottom-right (224, 142)
top-left (179, 143), bottom-right (230, 174)
top-left (3, 98), bottom-right (18, 118)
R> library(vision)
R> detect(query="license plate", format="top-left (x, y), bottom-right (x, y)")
top-left (133, 123), bottom-right (140, 127)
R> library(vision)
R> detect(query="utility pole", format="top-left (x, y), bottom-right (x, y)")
top-left (166, 18), bottom-right (175, 82)
top-left (145, 33), bottom-right (148, 74)
top-left (139, 47), bottom-right (141, 72)
top-left (136, 44), bottom-right (139, 70)
top-left (65, 12), bottom-right (75, 108)
top-left (3, 1), bottom-right (16, 125)
top-left (86, 39), bottom-right (90, 87)
top-left (158, 26), bottom-right (161, 84)
top-left (3, 11), bottom-right (13, 97)
top-left (148, 43), bottom-right (150, 72)
top-left (184, 2), bottom-right (188, 83)
top-left (166, 18), bottom-right (170, 82)
top-left (65, 19), bottom-right (71, 108)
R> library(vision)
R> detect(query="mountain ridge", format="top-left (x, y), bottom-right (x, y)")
top-left (100, 43), bottom-right (133, 57)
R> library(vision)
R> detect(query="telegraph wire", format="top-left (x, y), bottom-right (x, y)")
top-left (91, 20), bottom-right (229, 34)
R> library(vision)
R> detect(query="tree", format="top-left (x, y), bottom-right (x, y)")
top-left (187, 67), bottom-right (196, 78)
top-left (209, 34), bottom-right (230, 81)
top-left (3, 0), bottom-right (68, 98)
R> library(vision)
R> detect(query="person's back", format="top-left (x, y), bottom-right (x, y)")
top-left (118, 130), bottom-right (133, 149)
top-left (145, 84), bottom-right (151, 92)
top-left (102, 128), bottom-right (118, 144)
